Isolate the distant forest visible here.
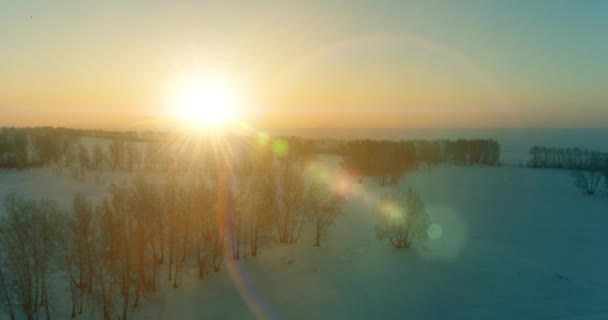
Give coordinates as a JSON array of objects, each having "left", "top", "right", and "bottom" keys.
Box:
[{"left": 0, "top": 127, "right": 501, "bottom": 175}]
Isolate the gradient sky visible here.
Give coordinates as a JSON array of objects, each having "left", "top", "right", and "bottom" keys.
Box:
[{"left": 1, "top": 0, "right": 607, "bottom": 128}]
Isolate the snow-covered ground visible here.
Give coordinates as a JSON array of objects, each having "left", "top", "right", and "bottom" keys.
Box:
[
  {"left": 132, "top": 164, "right": 608, "bottom": 320},
  {"left": 0, "top": 167, "right": 135, "bottom": 212},
  {"left": 2, "top": 157, "right": 607, "bottom": 319}
]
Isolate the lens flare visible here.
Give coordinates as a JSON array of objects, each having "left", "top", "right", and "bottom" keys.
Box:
[{"left": 272, "top": 139, "right": 289, "bottom": 157}]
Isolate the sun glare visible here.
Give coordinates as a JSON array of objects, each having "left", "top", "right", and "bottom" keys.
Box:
[{"left": 172, "top": 78, "right": 240, "bottom": 128}]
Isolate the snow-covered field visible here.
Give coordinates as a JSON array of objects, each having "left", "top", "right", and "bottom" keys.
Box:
[{"left": 1, "top": 157, "right": 607, "bottom": 319}]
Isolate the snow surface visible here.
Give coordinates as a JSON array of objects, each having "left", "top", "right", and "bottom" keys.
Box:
[{"left": 2, "top": 157, "right": 607, "bottom": 319}]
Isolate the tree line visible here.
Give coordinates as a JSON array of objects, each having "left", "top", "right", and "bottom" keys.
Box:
[
  {"left": 341, "top": 138, "right": 500, "bottom": 185},
  {"left": 0, "top": 128, "right": 317, "bottom": 175},
  {"left": 0, "top": 127, "right": 170, "bottom": 170},
  {"left": 526, "top": 146, "right": 608, "bottom": 170},
  {"left": 2, "top": 128, "right": 500, "bottom": 176}
]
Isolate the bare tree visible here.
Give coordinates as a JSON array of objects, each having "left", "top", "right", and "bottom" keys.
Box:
[
  {"left": 128, "top": 177, "right": 163, "bottom": 301},
  {"left": 163, "top": 178, "right": 178, "bottom": 282},
  {"left": 230, "top": 178, "right": 248, "bottom": 260},
  {"left": 92, "top": 199, "right": 123, "bottom": 320},
  {"left": 107, "top": 183, "right": 136, "bottom": 320},
  {"left": 274, "top": 162, "right": 307, "bottom": 244},
  {"left": 248, "top": 176, "right": 275, "bottom": 256},
  {"left": 125, "top": 143, "right": 140, "bottom": 171},
  {"left": 144, "top": 142, "right": 161, "bottom": 171},
  {"left": 55, "top": 213, "right": 78, "bottom": 318},
  {"left": 191, "top": 180, "right": 215, "bottom": 278},
  {"left": 375, "top": 188, "right": 429, "bottom": 249},
  {"left": 77, "top": 144, "right": 90, "bottom": 169},
  {"left": 63, "top": 144, "right": 78, "bottom": 168},
  {"left": 0, "top": 194, "right": 62, "bottom": 320},
  {"left": 71, "top": 193, "right": 95, "bottom": 314},
  {"left": 307, "top": 183, "right": 343, "bottom": 247},
  {"left": 108, "top": 140, "right": 126, "bottom": 170},
  {"left": 0, "top": 264, "right": 15, "bottom": 320},
  {"left": 93, "top": 144, "right": 106, "bottom": 169},
  {"left": 572, "top": 170, "right": 603, "bottom": 195}
]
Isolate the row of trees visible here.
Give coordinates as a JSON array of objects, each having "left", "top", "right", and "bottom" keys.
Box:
[
  {"left": 0, "top": 160, "right": 343, "bottom": 319},
  {"left": 414, "top": 139, "right": 500, "bottom": 165},
  {"left": 0, "top": 127, "right": 156, "bottom": 171},
  {"left": 0, "top": 127, "right": 83, "bottom": 168},
  {"left": 527, "top": 146, "right": 608, "bottom": 170},
  {"left": 341, "top": 138, "right": 500, "bottom": 185},
  {"left": 75, "top": 141, "right": 143, "bottom": 171},
  {"left": 525, "top": 146, "right": 608, "bottom": 196},
  {"left": 2, "top": 127, "right": 501, "bottom": 177},
  {"left": 342, "top": 140, "right": 417, "bottom": 186},
  {"left": 0, "top": 128, "right": 319, "bottom": 177}
]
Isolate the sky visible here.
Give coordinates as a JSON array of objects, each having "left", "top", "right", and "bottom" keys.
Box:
[{"left": 1, "top": 0, "right": 607, "bottom": 129}]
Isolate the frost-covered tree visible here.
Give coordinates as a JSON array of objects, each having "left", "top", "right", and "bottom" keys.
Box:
[
  {"left": 375, "top": 188, "right": 429, "bottom": 249},
  {"left": 572, "top": 170, "right": 603, "bottom": 195}
]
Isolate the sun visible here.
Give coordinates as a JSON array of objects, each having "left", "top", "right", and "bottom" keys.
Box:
[{"left": 172, "top": 78, "right": 240, "bottom": 128}]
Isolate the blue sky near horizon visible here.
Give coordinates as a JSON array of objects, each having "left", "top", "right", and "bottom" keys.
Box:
[{"left": 0, "top": 0, "right": 607, "bottom": 128}]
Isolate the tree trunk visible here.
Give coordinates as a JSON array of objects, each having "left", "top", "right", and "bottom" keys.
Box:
[
  {"left": 122, "top": 286, "right": 129, "bottom": 320},
  {"left": 315, "top": 224, "right": 321, "bottom": 247},
  {"left": 78, "top": 258, "right": 83, "bottom": 315},
  {"left": 173, "top": 253, "right": 179, "bottom": 289},
  {"left": 168, "top": 226, "right": 174, "bottom": 281},
  {"left": 196, "top": 243, "right": 205, "bottom": 279},
  {"left": 64, "top": 253, "right": 76, "bottom": 318},
  {"left": 158, "top": 224, "right": 164, "bottom": 264},
  {"left": 42, "top": 282, "right": 50, "bottom": 320},
  {"left": 0, "top": 265, "right": 16, "bottom": 320},
  {"left": 87, "top": 248, "right": 93, "bottom": 294}
]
